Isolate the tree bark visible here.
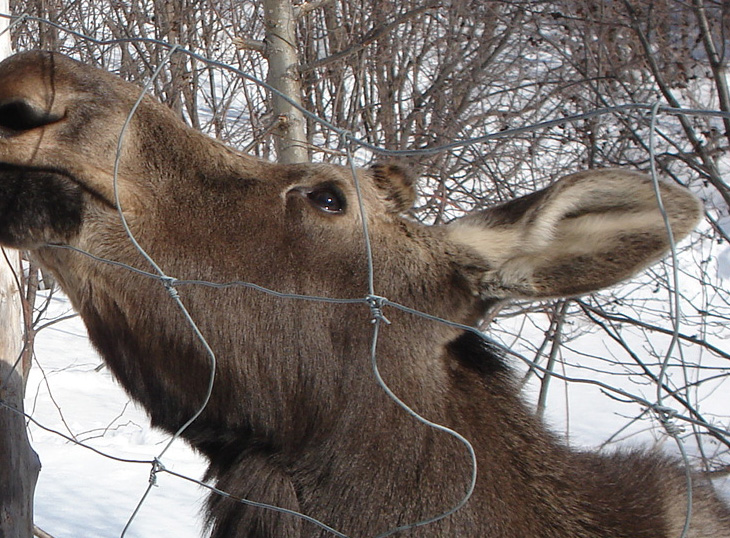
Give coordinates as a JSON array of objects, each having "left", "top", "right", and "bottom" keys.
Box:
[
  {"left": 0, "top": 250, "right": 40, "bottom": 538},
  {"left": 0, "top": 7, "right": 41, "bottom": 534},
  {"left": 264, "top": 0, "right": 308, "bottom": 163}
]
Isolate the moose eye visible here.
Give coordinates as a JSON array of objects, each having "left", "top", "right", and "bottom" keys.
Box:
[{"left": 306, "top": 185, "right": 346, "bottom": 214}]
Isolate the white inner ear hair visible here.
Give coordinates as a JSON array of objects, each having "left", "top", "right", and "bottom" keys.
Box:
[{"left": 447, "top": 206, "right": 665, "bottom": 270}]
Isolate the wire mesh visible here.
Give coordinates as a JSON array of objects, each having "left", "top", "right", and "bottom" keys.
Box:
[{"left": 0, "top": 7, "right": 727, "bottom": 538}]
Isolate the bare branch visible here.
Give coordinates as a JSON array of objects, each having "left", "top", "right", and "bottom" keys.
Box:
[
  {"left": 293, "top": 0, "right": 335, "bottom": 20},
  {"left": 300, "top": 2, "right": 438, "bottom": 73},
  {"left": 232, "top": 36, "right": 266, "bottom": 53}
]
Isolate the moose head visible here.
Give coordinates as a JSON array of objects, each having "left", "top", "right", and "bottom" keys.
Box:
[{"left": 0, "top": 51, "right": 726, "bottom": 537}]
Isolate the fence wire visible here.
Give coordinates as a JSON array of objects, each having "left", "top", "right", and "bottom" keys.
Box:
[{"left": 0, "top": 9, "right": 727, "bottom": 538}]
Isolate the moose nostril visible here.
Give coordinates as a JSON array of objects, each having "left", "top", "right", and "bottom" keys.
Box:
[{"left": 0, "top": 100, "right": 63, "bottom": 132}]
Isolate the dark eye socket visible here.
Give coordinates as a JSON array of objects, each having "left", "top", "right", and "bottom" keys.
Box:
[{"left": 306, "top": 185, "right": 346, "bottom": 214}]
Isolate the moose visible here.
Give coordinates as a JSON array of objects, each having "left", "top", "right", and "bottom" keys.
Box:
[{"left": 0, "top": 51, "right": 727, "bottom": 537}]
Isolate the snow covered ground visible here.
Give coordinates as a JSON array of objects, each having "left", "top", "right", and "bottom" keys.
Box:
[
  {"left": 27, "top": 293, "right": 206, "bottom": 538},
  {"left": 26, "top": 287, "right": 729, "bottom": 537}
]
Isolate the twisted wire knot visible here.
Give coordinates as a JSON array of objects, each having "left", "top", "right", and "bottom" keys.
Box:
[
  {"left": 149, "top": 458, "right": 166, "bottom": 487},
  {"left": 160, "top": 276, "right": 180, "bottom": 299},
  {"left": 654, "top": 405, "right": 685, "bottom": 437},
  {"left": 338, "top": 129, "right": 353, "bottom": 148},
  {"left": 366, "top": 295, "right": 391, "bottom": 325}
]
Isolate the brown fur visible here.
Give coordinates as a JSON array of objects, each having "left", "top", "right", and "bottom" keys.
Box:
[{"left": 0, "top": 51, "right": 727, "bottom": 537}]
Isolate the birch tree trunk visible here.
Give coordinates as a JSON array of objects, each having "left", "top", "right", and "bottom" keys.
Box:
[
  {"left": 0, "top": 6, "right": 41, "bottom": 534},
  {"left": 264, "top": 0, "right": 308, "bottom": 164}
]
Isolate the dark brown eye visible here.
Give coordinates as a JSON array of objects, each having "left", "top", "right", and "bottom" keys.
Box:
[{"left": 306, "top": 185, "right": 346, "bottom": 214}]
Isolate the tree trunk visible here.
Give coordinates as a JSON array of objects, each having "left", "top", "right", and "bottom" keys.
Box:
[
  {"left": 0, "top": 7, "right": 41, "bottom": 534},
  {"left": 0, "top": 250, "right": 40, "bottom": 538},
  {"left": 264, "top": 0, "right": 308, "bottom": 164}
]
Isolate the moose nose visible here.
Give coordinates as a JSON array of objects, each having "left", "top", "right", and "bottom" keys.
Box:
[{"left": 0, "top": 99, "right": 63, "bottom": 133}]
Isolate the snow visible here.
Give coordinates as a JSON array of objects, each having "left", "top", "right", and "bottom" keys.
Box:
[
  {"left": 718, "top": 247, "right": 730, "bottom": 280},
  {"left": 27, "top": 292, "right": 206, "bottom": 538}
]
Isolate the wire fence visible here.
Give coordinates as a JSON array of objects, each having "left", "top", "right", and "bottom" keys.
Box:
[{"left": 0, "top": 8, "right": 728, "bottom": 538}]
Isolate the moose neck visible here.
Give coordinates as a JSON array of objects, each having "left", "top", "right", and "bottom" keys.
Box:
[
  {"left": 33, "top": 209, "right": 582, "bottom": 534},
  {"left": 35, "top": 247, "right": 674, "bottom": 537},
  {"left": 258, "top": 331, "right": 670, "bottom": 537}
]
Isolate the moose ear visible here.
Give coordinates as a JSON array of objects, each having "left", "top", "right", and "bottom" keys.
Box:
[
  {"left": 446, "top": 169, "right": 702, "bottom": 299},
  {"left": 370, "top": 163, "right": 417, "bottom": 214}
]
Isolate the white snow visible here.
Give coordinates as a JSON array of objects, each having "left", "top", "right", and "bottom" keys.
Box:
[
  {"left": 718, "top": 247, "right": 730, "bottom": 280},
  {"left": 27, "top": 292, "right": 206, "bottom": 538}
]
